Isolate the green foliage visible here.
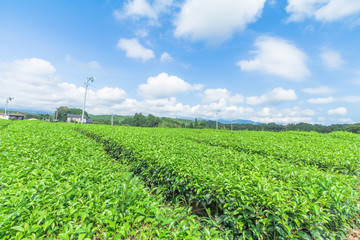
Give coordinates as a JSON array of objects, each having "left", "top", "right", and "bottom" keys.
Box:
[
  {"left": 76, "top": 125, "right": 360, "bottom": 239},
  {"left": 133, "top": 113, "right": 146, "bottom": 127},
  {"left": 2, "top": 120, "right": 358, "bottom": 239},
  {"left": 183, "top": 129, "right": 360, "bottom": 176},
  {"left": 120, "top": 113, "right": 181, "bottom": 128},
  {"left": 344, "top": 123, "right": 360, "bottom": 134},
  {"left": 147, "top": 114, "right": 161, "bottom": 127},
  {"left": 89, "top": 114, "right": 131, "bottom": 125},
  {"left": 74, "top": 112, "right": 360, "bottom": 134},
  {"left": 26, "top": 113, "right": 52, "bottom": 120},
  {"left": 55, "top": 106, "right": 87, "bottom": 122},
  {"left": 0, "top": 121, "right": 224, "bottom": 239},
  {"left": 224, "top": 122, "right": 347, "bottom": 133},
  {"left": 0, "top": 119, "right": 11, "bottom": 130}
]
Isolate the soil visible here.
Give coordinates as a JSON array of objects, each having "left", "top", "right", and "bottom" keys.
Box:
[{"left": 348, "top": 228, "right": 360, "bottom": 240}]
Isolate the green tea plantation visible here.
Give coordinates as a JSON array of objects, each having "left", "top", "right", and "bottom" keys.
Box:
[{"left": 0, "top": 120, "right": 359, "bottom": 239}]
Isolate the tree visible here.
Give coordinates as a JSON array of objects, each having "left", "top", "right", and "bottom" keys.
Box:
[
  {"left": 198, "top": 121, "right": 207, "bottom": 129},
  {"left": 146, "top": 114, "right": 160, "bottom": 127},
  {"left": 55, "top": 106, "right": 88, "bottom": 122},
  {"left": 344, "top": 124, "right": 360, "bottom": 134},
  {"left": 133, "top": 113, "right": 146, "bottom": 127},
  {"left": 194, "top": 118, "right": 198, "bottom": 128},
  {"left": 121, "top": 117, "right": 134, "bottom": 126}
]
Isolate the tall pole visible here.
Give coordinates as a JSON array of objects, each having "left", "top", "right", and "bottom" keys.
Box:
[
  {"left": 54, "top": 110, "right": 59, "bottom": 122},
  {"left": 111, "top": 114, "right": 114, "bottom": 126},
  {"left": 81, "top": 77, "right": 94, "bottom": 124},
  {"left": 231, "top": 120, "right": 233, "bottom": 131},
  {"left": 216, "top": 110, "right": 220, "bottom": 130},
  {"left": 4, "top": 97, "right": 14, "bottom": 119}
]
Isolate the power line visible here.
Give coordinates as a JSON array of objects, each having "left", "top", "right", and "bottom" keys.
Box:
[
  {"left": 216, "top": 109, "right": 220, "bottom": 130},
  {"left": 4, "top": 97, "right": 14, "bottom": 119},
  {"left": 88, "top": 83, "right": 100, "bottom": 90},
  {"left": 81, "top": 77, "right": 95, "bottom": 124}
]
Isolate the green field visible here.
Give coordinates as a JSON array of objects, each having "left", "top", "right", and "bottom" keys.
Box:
[{"left": 0, "top": 120, "right": 359, "bottom": 239}]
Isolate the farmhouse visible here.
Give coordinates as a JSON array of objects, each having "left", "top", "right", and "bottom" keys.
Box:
[
  {"left": 66, "top": 114, "right": 93, "bottom": 124},
  {"left": 0, "top": 113, "right": 25, "bottom": 120}
]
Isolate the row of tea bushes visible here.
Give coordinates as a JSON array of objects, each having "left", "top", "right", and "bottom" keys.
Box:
[
  {"left": 0, "top": 121, "right": 224, "bottom": 239},
  {"left": 77, "top": 125, "right": 359, "bottom": 239},
  {"left": 178, "top": 129, "right": 360, "bottom": 176}
]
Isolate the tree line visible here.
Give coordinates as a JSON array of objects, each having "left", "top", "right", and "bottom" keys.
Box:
[{"left": 50, "top": 107, "right": 360, "bottom": 134}]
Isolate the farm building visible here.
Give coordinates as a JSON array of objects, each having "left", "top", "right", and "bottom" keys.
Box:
[
  {"left": 66, "top": 114, "right": 92, "bottom": 124},
  {"left": 0, "top": 113, "right": 25, "bottom": 120}
]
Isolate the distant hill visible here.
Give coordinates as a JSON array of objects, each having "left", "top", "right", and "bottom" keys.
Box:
[
  {"left": 89, "top": 114, "right": 263, "bottom": 127},
  {"left": 2, "top": 109, "right": 359, "bottom": 133},
  {"left": 0, "top": 108, "right": 51, "bottom": 114},
  {"left": 193, "top": 118, "right": 262, "bottom": 125},
  {"left": 5, "top": 109, "right": 262, "bottom": 126},
  {"left": 218, "top": 119, "right": 262, "bottom": 125}
]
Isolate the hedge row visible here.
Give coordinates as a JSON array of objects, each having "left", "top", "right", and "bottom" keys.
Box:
[
  {"left": 0, "top": 121, "right": 223, "bottom": 239},
  {"left": 77, "top": 125, "right": 360, "bottom": 239}
]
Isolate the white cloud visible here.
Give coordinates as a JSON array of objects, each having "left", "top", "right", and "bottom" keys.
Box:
[
  {"left": 122, "top": 0, "right": 156, "bottom": 19},
  {"left": 115, "top": 0, "right": 173, "bottom": 21},
  {"left": 138, "top": 72, "right": 202, "bottom": 99},
  {"left": 230, "top": 94, "right": 245, "bottom": 105},
  {"left": 97, "top": 97, "right": 316, "bottom": 124},
  {"left": 1, "top": 58, "right": 352, "bottom": 125},
  {"left": 152, "top": 0, "right": 173, "bottom": 14},
  {"left": 328, "top": 107, "right": 347, "bottom": 115},
  {"left": 201, "top": 88, "right": 244, "bottom": 104},
  {"left": 320, "top": 49, "right": 345, "bottom": 69},
  {"left": 237, "top": 36, "right": 310, "bottom": 81},
  {"left": 202, "top": 88, "right": 229, "bottom": 103},
  {"left": 0, "top": 58, "right": 126, "bottom": 114},
  {"left": 135, "top": 29, "right": 150, "bottom": 38},
  {"left": 11, "top": 58, "right": 56, "bottom": 76},
  {"left": 302, "top": 86, "right": 337, "bottom": 94},
  {"left": 307, "top": 96, "right": 335, "bottom": 104},
  {"left": 160, "top": 52, "right": 172, "bottom": 62},
  {"left": 94, "top": 87, "right": 127, "bottom": 102},
  {"left": 340, "top": 96, "right": 360, "bottom": 102},
  {"left": 174, "top": 0, "right": 266, "bottom": 43},
  {"left": 246, "top": 87, "right": 297, "bottom": 105},
  {"left": 252, "top": 107, "right": 315, "bottom": 123},
  {"left": 338, "top": 118, "right": 354, "bottom": 123},
  {"left": 117, "top": 38, "right": 155, "bottom": 61},
  {"left": 302, "top": 109, "right": 316, "bottom": 116},
  {"left": 268, "top": 0, "right": 277, "bottom": 6},
  {"left": 109, "top": 96, "right": 256, "bottom": 121},
  {"left": 286, "top": 0, "right": 360, "bottom": 22}
]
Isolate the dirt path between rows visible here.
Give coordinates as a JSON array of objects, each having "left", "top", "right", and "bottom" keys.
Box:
[{"left": 348, "top": 228, "right": 360, "bottom": 240}]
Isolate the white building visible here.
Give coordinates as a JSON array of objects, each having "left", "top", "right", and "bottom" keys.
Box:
[
  {"left": 66, "top": 114, "right": 92, "bottom": 124},
  {"left": 0, "top": 113, "right": 25, "bottom": 120}
]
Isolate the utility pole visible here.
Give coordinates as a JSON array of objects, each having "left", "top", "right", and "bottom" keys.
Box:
[
  {"left": 54, "top": 110, "right": 58, "bottom": 122},
  {"left": 111, "top": 114, "right": 114, "bottom": 126},
  {"left": 231, "top": 120, "right": 233, "bottom": 131},
  {"left": 81, "top": 77, "right": 95, "bottom": 124},
  {"left": 216, "top": 110, "right": 220, "bottom": 130},
  {"left": 4, "top": 97, "right": 14, "bottom": 119}
]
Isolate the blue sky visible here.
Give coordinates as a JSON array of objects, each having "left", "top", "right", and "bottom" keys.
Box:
[{"left": 1, "top": 0, "right": 360, "bottom": 124}]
